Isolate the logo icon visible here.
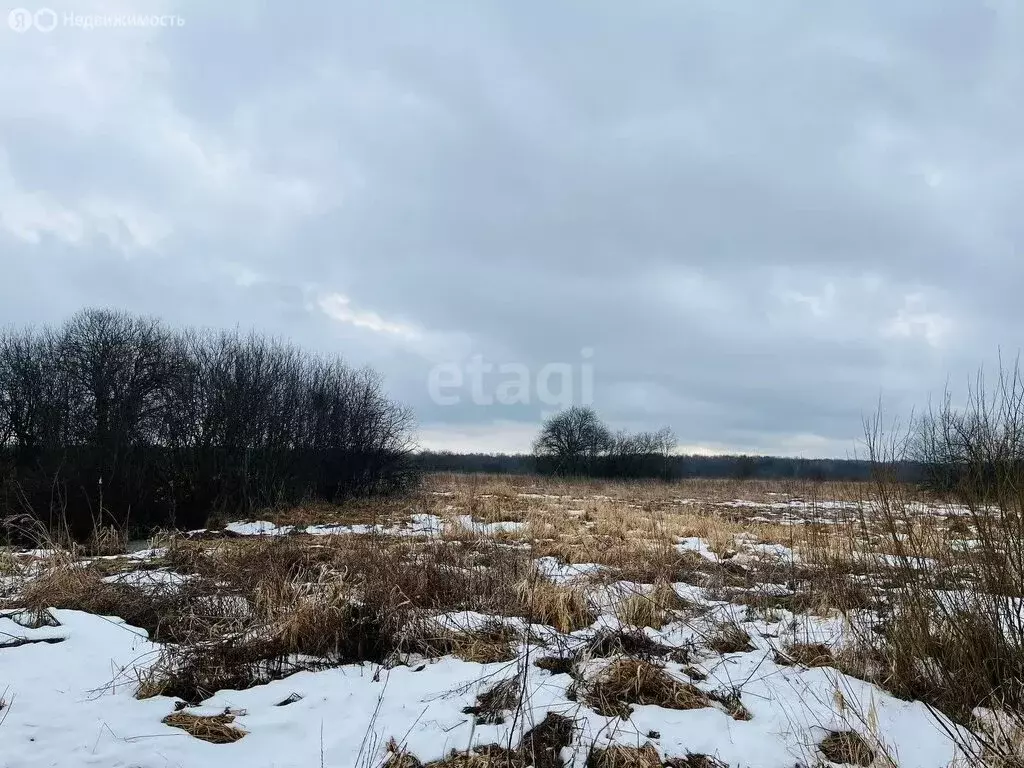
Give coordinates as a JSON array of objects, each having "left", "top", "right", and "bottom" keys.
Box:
[
  {"left": 8, "top": 7, "right": 33, "bottom": 31},
  {"left": 34, "top": 7, "right": 57, "bottom": 32}
]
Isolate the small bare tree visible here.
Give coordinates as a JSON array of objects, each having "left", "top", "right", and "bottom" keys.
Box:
[
  {"left": 533, "top": 406, "right": 613, "bottom": 476},
  {"left": 533, "top": 407, "right": 677, "bottom": 478}
]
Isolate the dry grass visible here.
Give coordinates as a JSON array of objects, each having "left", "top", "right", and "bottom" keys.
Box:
[
  {"left": 465, "top": 493, "right": 529, "bottom": 525},
  {"left": 448, "top": 635, "right": 518, "bottom": 664},
  {"left": 136, "top": 538, "right": 532, "bottom": 703},
  {"left": 401, "top": 620, "right": 519, "bottom": 665},
  {"left": 89, "top": 529, "right": 526, "bottom": 703},
  {"left": 421, "top": 749, "right": 520, "bottom": 768},
  {"left": 16, "top": 469, "right": 1023, "bottom": 766},
  {"left": 515, "top": 575, "right": 595, "bottom": 633},
  {"left": 580, "top": 628, "right": 685, "bottom": 663},
  {"left": 84, "top": 524, "right": 127, "bottom": 557},
  {"left": 252, "top": 567, "right": 389, "bottom": 661},
  {"left": 586, "top": 744, "right": 662, "bottom": 768},
  {"left": 388, "top": 711, "right": 575, "bottom": 768},
  {"left": 518, "top": 712, "right": 577, "bottom": 768},
  {"left": 615, "top": 580, "right": 693, "bottom": 628},
  {"left": 579, "top": 659, "right": 710, "bottom": 719},
  {"left": 141, "top": 637, "right": 334, "bottom": 702},
  {"left": 17, "top": 561, "right": 197, "bottom": 643},
  {"left": 161, "top": 711, "right": 246, "bottom": 743},
  {"left": 855, "top": 600, "right": 1024, "bottom": 722},
  {"left": 463, "top": 677, "right": 520, "bottom": 724},
  {"left": 706, "top": 623, "right": 753, "bottom": 654},
  {"left": 535, "top": 655, "right": 575, "bottom": 675},
  {"left": 776, "top": 642, "right": 835, "bottom": 668},
  {"left": 707, "top": 688, "right": 753, "bottom": 721},
  {"left": 0, "top": 549, "right": 21, "bottom": 576},
  {"left": 818, "top": 730, "right": 875, "bottom": 766},
  {"left": 664, "top": 755, "right": 729, "bottom": 768},
  {"left": 609, "top": 549, "right": 707, "bottom": 586},
  {"left": 260, "top": 497, "right": 411, "bottom": 529}
]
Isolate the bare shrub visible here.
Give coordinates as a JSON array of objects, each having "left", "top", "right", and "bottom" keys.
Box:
[{"left": 855, "top": 363, "right": 1024, "bottom": 765}]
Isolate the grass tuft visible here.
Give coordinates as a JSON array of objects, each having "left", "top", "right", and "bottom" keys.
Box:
[
  {"left": 161, "top": 712, "right": 246, "bottom": 744},
  {"left": 817, "top": 730, "right": 875, "bottom": 766},
  {"left": 615, "top": 581, "right": 693, "bottom": 629},
  {"left": 580, "top": 659, "right": 710, "bottom": 719},
  {"left": 389, "top": 711, "right": 575, "bottom": 768},
  {"left": 707, "top": 623, "right": 753, "bottom": 654},
  {"left": 776, "top": 642, "right": 835, "bottom": 668},
  {"left": 402, "top": 620, "right": 519, "bottom": 664},
  {"left": 516, "top": 576, "right": 595, "bottom": 633},
  {"left": 664, "top": 755, "right": 729, "bottom": 768},
  {"left": 520, "top": 712, "right": 576, "bottom": 768},
  {"left": 84, "top": 524, "right": 127, "bottom": 557},
  {"left": 462, "top": 677, "right": 520, "bottom": 725},
  {"left": 586, "top": 744, "right": 662, "bottom": 768},
  {"left": 535, "top": 656, "right": 575, "bottom": 676}
]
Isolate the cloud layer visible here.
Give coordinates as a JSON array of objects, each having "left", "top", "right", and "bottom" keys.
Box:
[{"left": 2, "top": 0, "right": 1022, "bottom": 456}]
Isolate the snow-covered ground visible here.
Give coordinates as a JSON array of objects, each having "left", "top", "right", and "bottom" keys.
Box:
[
  {"left": 0, "top": 489, "right": 992, "bottom": 768},
  {"left": 0, "top": 595, "right": 966, "bottom": 768}
]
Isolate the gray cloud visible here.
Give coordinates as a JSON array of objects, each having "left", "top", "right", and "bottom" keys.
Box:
[{"left": 2, "top": 0, "right": 1022, "bottom": 456}]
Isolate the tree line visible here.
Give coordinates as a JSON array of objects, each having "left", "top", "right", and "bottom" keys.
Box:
[
  {"left": 415, "top": 447, "right": 891, "bottom": 481},
  {"left": 416, "top": 403, "right": 915, "bottom": 481},
  {"left": 0, "top": 309, "right": 417, "bottom": 538}
]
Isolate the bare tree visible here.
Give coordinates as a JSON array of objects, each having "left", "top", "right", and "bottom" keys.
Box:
[
  {"left": 532, "top": 406, "right": 613, "bottom": 476},
  {"left": 534, "top": 407, "right": 678, "bottom": 478}
]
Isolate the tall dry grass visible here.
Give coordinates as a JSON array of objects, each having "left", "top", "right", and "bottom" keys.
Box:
[{"left": 846, "top": 372, "right": 1024, "bottom": 766}]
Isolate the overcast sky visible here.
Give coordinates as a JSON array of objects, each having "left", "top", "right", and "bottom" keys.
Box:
[{"left": 2, "top": 1, "right": 1022, "bottom": 457}]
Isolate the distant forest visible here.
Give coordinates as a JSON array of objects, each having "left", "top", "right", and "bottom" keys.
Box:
[{"left": 415, "top": 450, "right": 927, "bottom": 482}]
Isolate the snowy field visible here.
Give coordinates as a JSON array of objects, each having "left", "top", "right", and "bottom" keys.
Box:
[{"left": 0, "top": 475, "right": 1014, "bottom": 768}]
